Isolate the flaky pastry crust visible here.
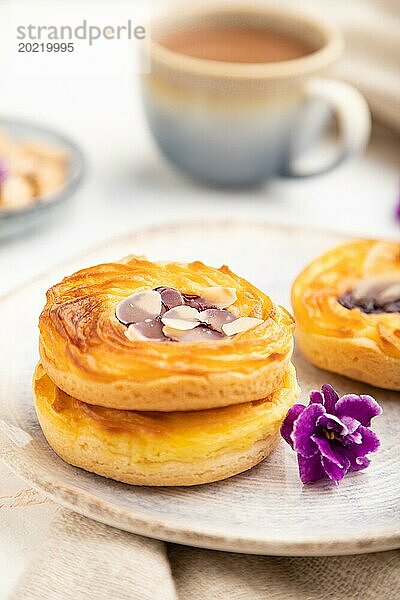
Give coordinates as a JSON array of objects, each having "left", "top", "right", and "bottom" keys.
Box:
[
  {"left": 33, "top": 363, "right": 300, "bottom": 486},
  {"left": 292, "top": 239, "right": 400, "bottom": 390},
  {"left": 39, "top": 256, "right": 295, "bottom": 410}
]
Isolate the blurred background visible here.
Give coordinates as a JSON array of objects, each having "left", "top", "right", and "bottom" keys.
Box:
[{"left": 0, "top": 0, "right": 399, "bottom": 296}]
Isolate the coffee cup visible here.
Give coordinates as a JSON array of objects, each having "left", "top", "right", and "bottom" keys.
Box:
[{"left": 141, "top": 3, "right": 370, "bottom": 186}]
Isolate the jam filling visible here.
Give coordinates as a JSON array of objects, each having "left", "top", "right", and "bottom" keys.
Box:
[{"left": 338, "top": 277, "right": 400, "bottom": 314}]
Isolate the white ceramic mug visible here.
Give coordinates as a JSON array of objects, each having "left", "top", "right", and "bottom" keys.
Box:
[{"left": 141, "top": 4, "right": 371, "bottom": 186}]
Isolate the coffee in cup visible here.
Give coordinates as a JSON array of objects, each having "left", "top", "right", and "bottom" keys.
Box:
[{"left": 141, "top": 4, "right": 370, "bottom": 186}]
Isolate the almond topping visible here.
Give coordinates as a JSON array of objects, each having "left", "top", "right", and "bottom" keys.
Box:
[
  {"left": 351, "top": 276, "right": 400, "bottom": 302},
  {"left": 155, "top": 286, "right": 184, "bottom": 310},
  {"left": 379, "top": 282, "right": 400, "bottom": 303},
  {"left": 161, "top": 318, "right": 200, "bottom": 330},
  {"left": 200, "top": 287, "right": 237, "bottom": 309},
  {"left": 199, "top": 309, "right": 236, "bottom": 333},
  {"left": 125, "top": 319, "right": 166, "bottom": 341},
  {"left": 222, "top": 317, "right": 263, "bottom": 336},
  {"left": 163, "top": 324, "right": 224, "bottom": 342},
  {"left": 116, "top": 290, "right": 162, "bottom": 325},
  {"left": 125, "top": 324, "right": 147, "bottom": 341},
  {"left": 161, "top": 305, "right": 200, "bottom": 320},
  {"left": 161, "top": 305, "right": 201, "bottom": 330}
]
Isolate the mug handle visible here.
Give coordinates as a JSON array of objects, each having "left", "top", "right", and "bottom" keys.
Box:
[{"left": 283, "top": 78, "right": 371, "bottom": 178}]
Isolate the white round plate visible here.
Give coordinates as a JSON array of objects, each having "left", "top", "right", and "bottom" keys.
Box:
[{"left": 0, "top": 221, "right": 399, "bottom": 556}]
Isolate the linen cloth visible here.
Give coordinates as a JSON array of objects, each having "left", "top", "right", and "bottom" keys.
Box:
[
  {"left": 10, "top": 508, "right": 400, "bottom": 600},
  {"left": 289, "top": 0, "right": 400, "bottom": 133}
]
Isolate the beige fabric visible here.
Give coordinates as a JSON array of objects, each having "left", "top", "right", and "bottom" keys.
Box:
[
  {"left": 10, "top": 510, "right": 177, "bottom": 600},
  {"left": 287, "top": 0, "right": 400, "bottom": 133},
  {"left": 169, "top": 545, "right": 400, "bottom": 600},
  {"left": 11, "top": 509, "right": 400, "bottom": 600}
]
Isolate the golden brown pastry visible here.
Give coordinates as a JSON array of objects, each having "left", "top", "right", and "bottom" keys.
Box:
[
  {"left": 34, "top": 362, "right": 300, "bottom": 486},
  {"left": 292, "top": 239, "right": 400, "bottom": 390},
  {"left": 39, "top": 256, "right": 295, "bottom": 411}
]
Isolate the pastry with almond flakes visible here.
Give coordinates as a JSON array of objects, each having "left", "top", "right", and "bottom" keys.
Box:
[
  {"left": 292, "top": 239, "right": 400, "bottom": 390},
  {"left": 38, "top": 255, "right": 295, "bottom": 411},
  {"left": 35, "top": 255, "right": 298, "bottom": 485}
]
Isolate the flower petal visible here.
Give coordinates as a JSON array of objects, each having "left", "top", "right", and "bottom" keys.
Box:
[
  {"left": 321, "top": 454, "right": 350, "bottom": 482},
  {"left": 321, "top": 384, "right": 340, "bottom": 412},
  {"left": 335, "top": 394, "right": 382, "bottom": 426},
  {"left": 309, "top": 390, "right": 324, "bottom": 405},
  {"left": 297, "top": 453, "right": 325, "bottom": 484},
  {"left": 346, "top": 430, "right": 363, "bottom": 445},
  {"left": 348, "top": 455, "right": 370, "bottom": 473},
  {"left": 340, "top": 415, "right": 361, "bottom": 434},
  {"left": 344, "top": 425, "right": 380, "bottom": 457},
  {"left": 292, "top": 403, "right": 325, "bottom": 457},
  {"left": 311, "top": 435, "right": 346, "bottom": 468},
  {"left": 316, "top": 413, "right": 348, "bottom": 436},
  {"left": 280, "top": 404, "right": 305, "bottom": 448}
]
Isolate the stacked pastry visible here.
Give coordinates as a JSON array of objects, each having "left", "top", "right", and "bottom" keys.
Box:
[{"left": 35, "top": 256, "right": 299, "bottom": 486}]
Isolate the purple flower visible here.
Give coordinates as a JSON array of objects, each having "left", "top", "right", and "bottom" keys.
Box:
[
  {"left": 395, "top": 183, "right": 400, "bottom": 223},
  {"left": 281, "top": 384, "right": 382, "bottom": 484},
  {"left": 0, "top": 158, "right": 7, "bottom": 184},
  {"left": 396, "top": 198, "right": 400, "bottom": 223}
]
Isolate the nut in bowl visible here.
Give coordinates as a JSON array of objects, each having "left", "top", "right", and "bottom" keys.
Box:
[{"left": 0, "top": 118, "right": 84, "bottom": 240}]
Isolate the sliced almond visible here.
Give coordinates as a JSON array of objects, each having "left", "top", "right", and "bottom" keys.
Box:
[
  {"left": 222, "top": 317, "right": 263, "bottom": 336},
  {"left": 162, "top": 305, "right": 200, "bottom": 320},
  {"left": 162, "top": 325, "right": 184, "bottom": 341},
  {"left": 125, "top": 324, "right": 147, "bottom": 341},
  {"left": 163, "top": 324, "right": 224, "bottom": 342},
  {"left": 161, "top": 318, "right": 199, "bottom": 330},
  {"left": 352, "top": 276, "right": 389, "bottom": 301},
  {"left": 351, "top": 276, "right": 400, "bottom": 303},
  {"left": 378, "top": 282, "right": 400, "bottom": 303},
  {"left": 199, "top": 309, "right": 236, "bottom": 333},
  {"left": 182, "top": 294, "right": 205, "bottom": 310},
  {"left": 161, "top": 306, "right": 201, "bottom": 330},
  {"left": 155, "top": 286, "right": 184, "bottom": 310},
  {"left": 125, "top": 319, "right": 166, "bottom": 341},
  {"left": 200, "top": 287, "right": 237, "bottom": 309},
  {"left": 116, "top": 290, "right": 162, "bottom": 325},
  {"left": 161, "top": 305, "right": 200, "bottom": 321}
]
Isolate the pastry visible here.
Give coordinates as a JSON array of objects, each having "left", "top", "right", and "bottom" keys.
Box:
[
  {"left": 39, "top": 256, "right": 295, "bottom": 411},
  {"left": 292, "top": 239, "right": 400, "bottom": 390},
  {"left": 33, "top": 362, "right": 300, "bottom": 486},
  {"left": 36, "top": 255, "right": 299, "bottom": 485}
]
